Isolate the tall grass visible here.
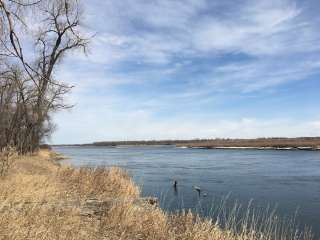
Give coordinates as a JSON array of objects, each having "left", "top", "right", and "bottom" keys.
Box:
[{"left": 207, "top": 197, "right": 313, "bottom": 240}]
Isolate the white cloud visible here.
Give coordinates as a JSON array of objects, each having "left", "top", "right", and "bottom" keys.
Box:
[
  {"left": 70, "top": 0, "right": 320, "bottom": 92},
  {"left": 192, "top": 1, "right": 320, "bottom": 57},
  {"left": 81, "top": 0, "right": 320, "bottom": 65},
  {"left": 206, "top": 57, "right": 320, "bottom": 92}
]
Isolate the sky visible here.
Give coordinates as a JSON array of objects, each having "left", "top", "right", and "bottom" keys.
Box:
[{"left": 52, "top": 0, "right": 320, "bottom": 144}]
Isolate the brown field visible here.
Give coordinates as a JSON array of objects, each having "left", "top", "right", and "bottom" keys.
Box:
[{"left": 0, "top": 151, "right": 313, "bottom": 240}]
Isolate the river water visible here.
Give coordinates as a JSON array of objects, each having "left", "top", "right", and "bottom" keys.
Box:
[{"left": 53, "top": 145, "right": 320, "bottom": 237}]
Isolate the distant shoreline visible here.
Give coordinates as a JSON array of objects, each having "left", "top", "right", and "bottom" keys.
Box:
[
  {"left": 178, "top": 146, "right": 320, "bottom": 151},
  {"left": 52, "top": 137, "right": 320, "bottom": 151}
]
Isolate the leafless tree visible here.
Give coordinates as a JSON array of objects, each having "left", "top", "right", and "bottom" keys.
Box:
[{"left": 0, "top": 0, "right": 89, "bottom": 154}]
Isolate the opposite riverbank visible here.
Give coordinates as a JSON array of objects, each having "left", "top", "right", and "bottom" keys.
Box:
[
  {"left": 54, "top": 137, "right": 320, "bottom": 151},
  {"left": 0, "top": 150, "right": 313, "bottom": 240},
  {"left": 175, "top": 138, "right": 320, "bottom": 150}
]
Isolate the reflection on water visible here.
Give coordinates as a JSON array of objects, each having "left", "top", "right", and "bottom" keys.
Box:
[{"left": 53, "top": 145, "right": 320, "bottom": 237}]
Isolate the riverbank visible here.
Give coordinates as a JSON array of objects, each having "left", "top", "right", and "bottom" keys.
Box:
[
  {"left": 54, "top": 137, "right": 320, "bottom": 151},
  {"left": 175, "top": 138, "right": 320, "bottom": 150},
  {"left": 179, "top": 146, "right": 320, "bottom": 150},
  {"left": 0, "top": 150, "right": 313, "bottom": 240}
]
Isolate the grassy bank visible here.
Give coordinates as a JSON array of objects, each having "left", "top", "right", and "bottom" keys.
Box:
[{"left": 0, "top": 151, "right": 313, "bottom": 240}]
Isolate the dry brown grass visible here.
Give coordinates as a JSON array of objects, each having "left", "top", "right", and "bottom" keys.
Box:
[{"left": 0, "top": 151, "right": 314, "bottom": 240}]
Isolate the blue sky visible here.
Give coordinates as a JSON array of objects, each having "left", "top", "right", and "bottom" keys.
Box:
[{"left": 52, "top": 0, "right": 320, "bottom": 144}]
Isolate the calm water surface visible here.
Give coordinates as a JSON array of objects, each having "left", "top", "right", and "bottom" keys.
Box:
[{"left": 53, "top": 146, "right": 320, "bottom": 237}]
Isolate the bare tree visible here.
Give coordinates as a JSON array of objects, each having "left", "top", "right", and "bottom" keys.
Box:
[{"left": 0, "top": 0, "right": 89, "bottom": 153}]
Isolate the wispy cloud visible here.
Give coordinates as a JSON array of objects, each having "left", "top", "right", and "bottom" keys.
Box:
[
  {"left": 192, "top": 1, "right": 309, "bottom": 56},
  {"left": 81, "top": 0, "right": 320, "bottom": 62}
]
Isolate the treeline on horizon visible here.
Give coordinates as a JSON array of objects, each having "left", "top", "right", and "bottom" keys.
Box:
[
  {"left": 54, "top": 137, "right": 320, "bottom": 148},
  {"left": 175, "top": 137, "right": 320, "bottom": 148}
]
